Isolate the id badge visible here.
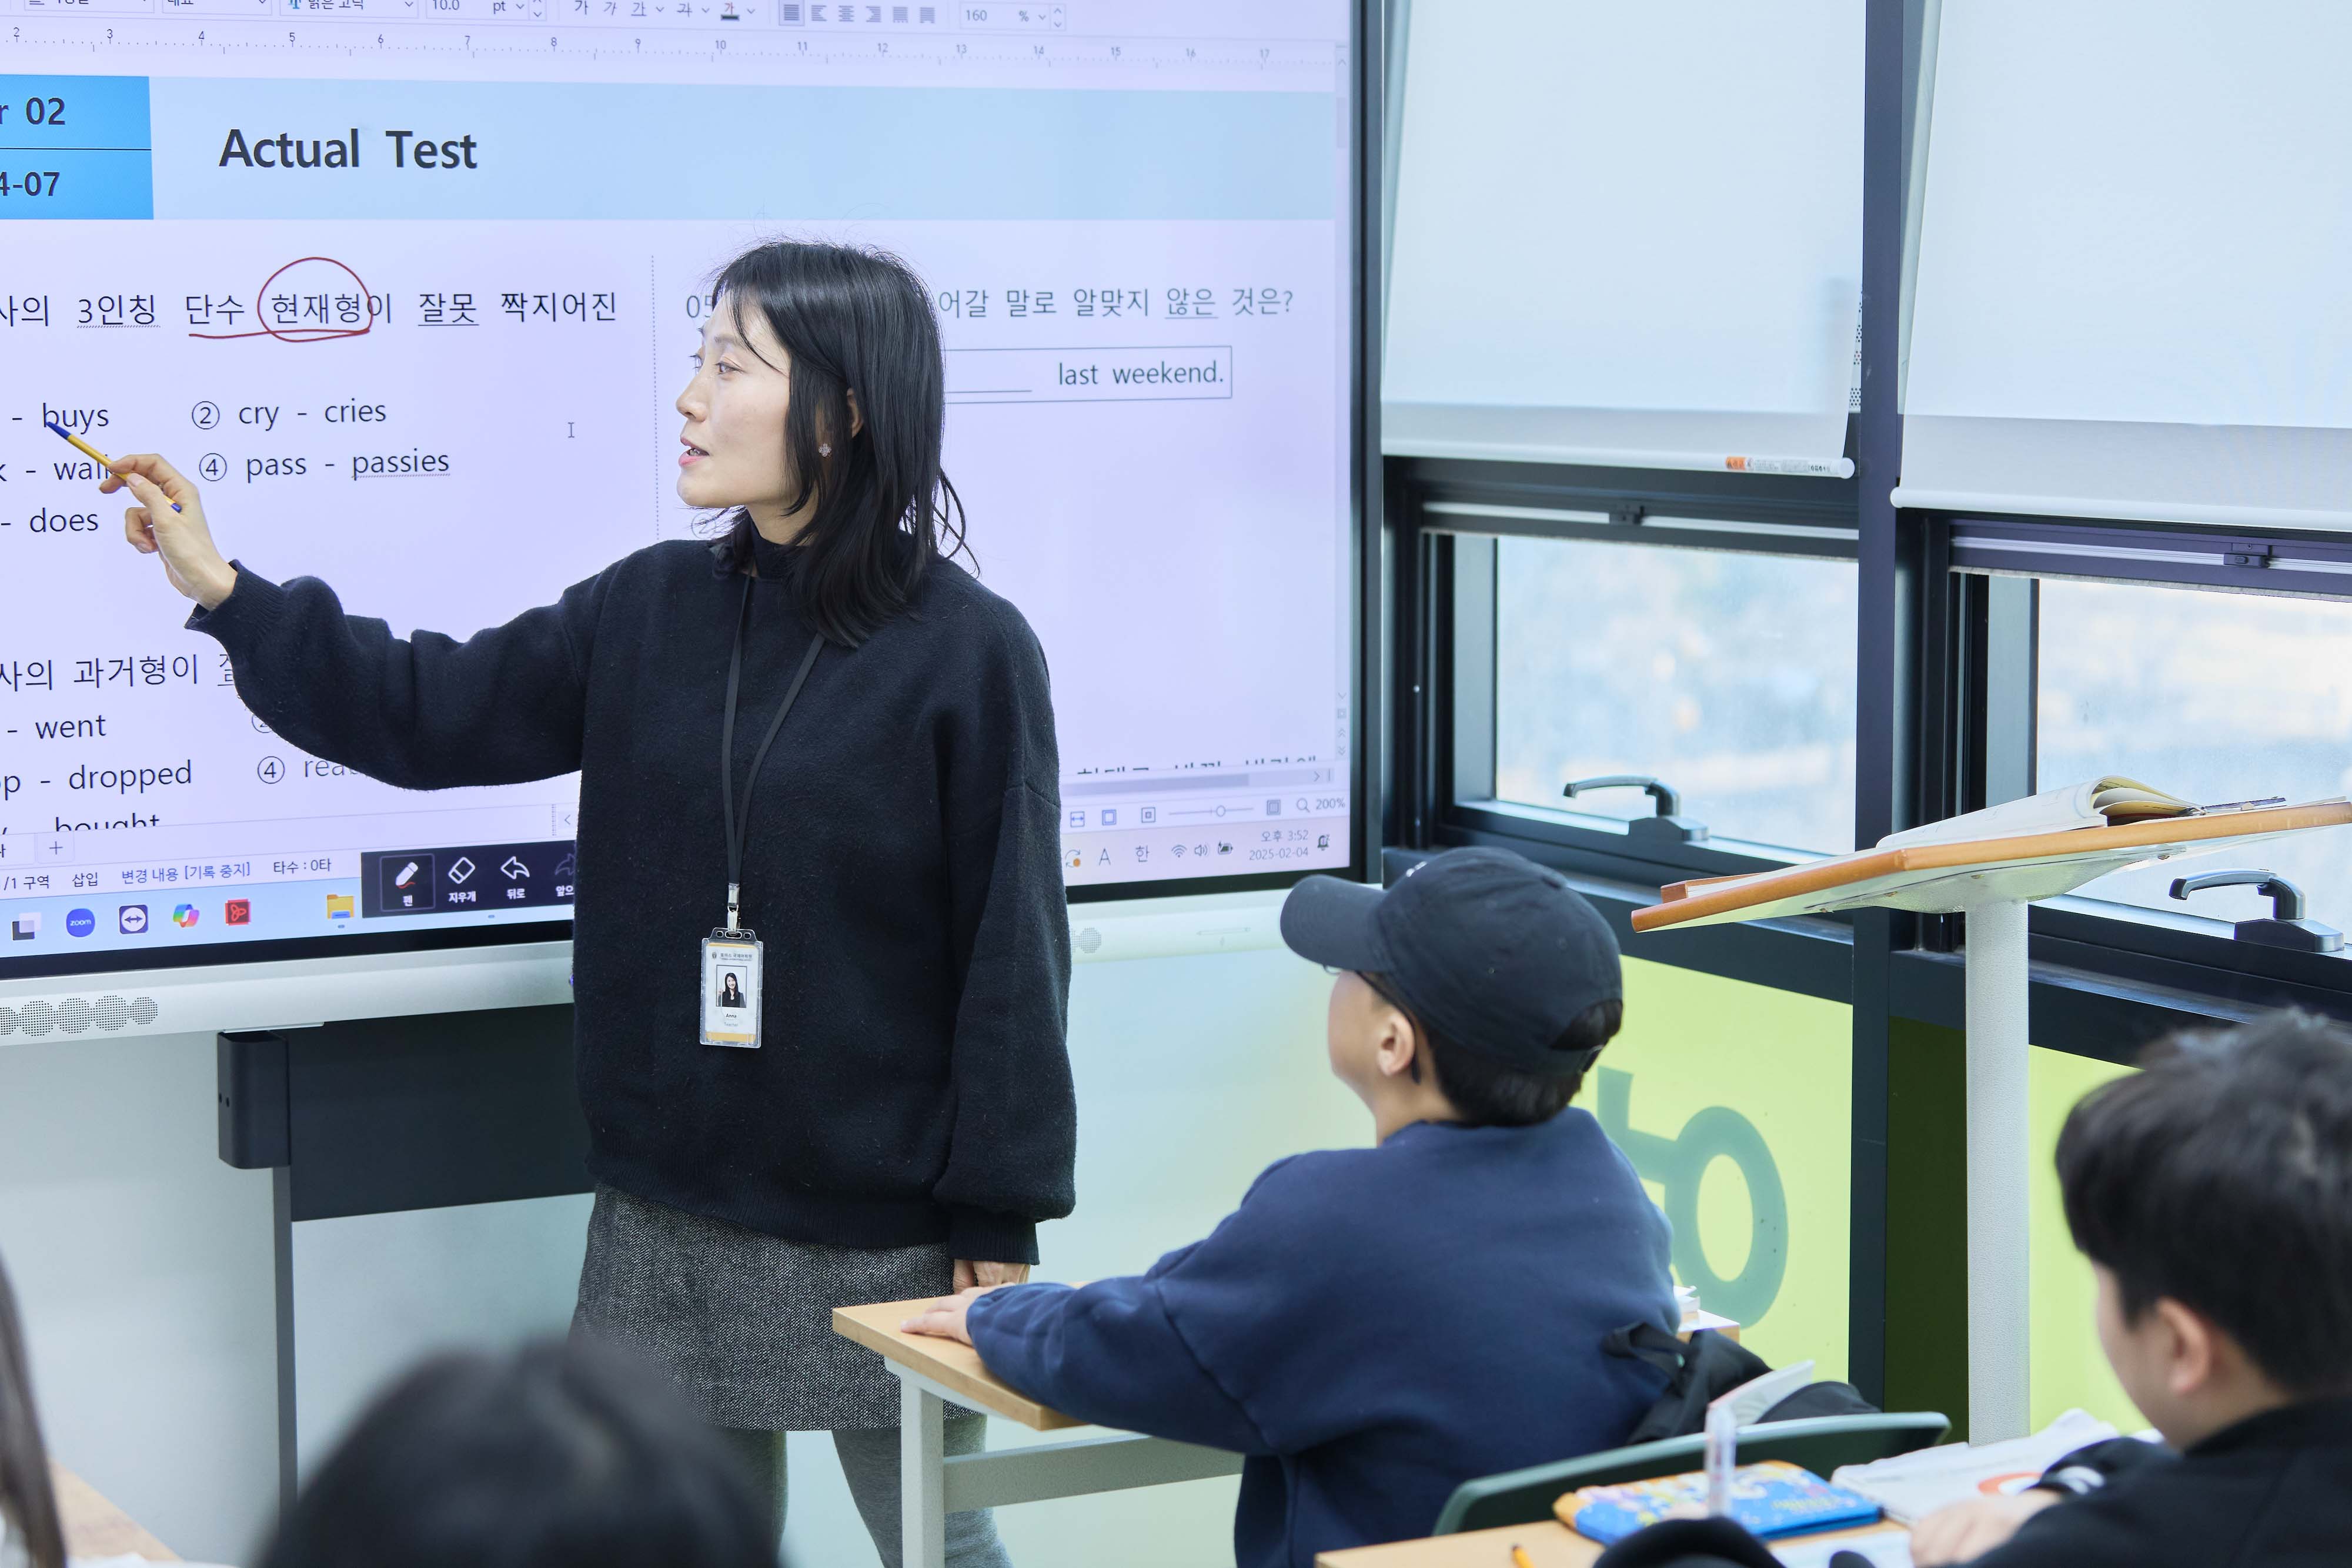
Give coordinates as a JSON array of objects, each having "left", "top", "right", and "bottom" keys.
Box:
[{"left": 700, "top": 931, "right": 763, "bottom": 1048}]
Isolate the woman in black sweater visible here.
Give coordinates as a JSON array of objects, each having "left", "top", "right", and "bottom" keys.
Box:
[{"left": 107, "top": 241, "right": 1074, "bottom": 1566}]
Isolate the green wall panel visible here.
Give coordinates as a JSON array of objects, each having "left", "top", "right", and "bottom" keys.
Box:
[
  {"left": 2027, "top": 1045, "right": 2140, "bottom": 1432},
  {"left": 1592, "top": 957, "right": 1853, "bottom": 1380}
]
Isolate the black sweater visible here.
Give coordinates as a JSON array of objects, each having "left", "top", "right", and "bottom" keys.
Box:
[
  {"left": 189, "top": 532, "right": 1075, "bottom": 1262},
  {"left": 1972, "top": 1399, "right": 2352, "bottom": 1568}
]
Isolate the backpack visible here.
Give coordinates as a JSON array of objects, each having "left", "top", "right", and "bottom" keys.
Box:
[{"left": 1602, "top": 1322, "right": 1879, "bottom": 1444}]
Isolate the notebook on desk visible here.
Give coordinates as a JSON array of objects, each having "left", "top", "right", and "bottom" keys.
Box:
[{"left": 1562, "top": 1460, "right": 1881, "bottom": 1544}]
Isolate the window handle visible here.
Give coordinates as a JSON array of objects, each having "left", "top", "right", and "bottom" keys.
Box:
[
  {"left": 2169, "top": 868, "right": 2343, "bottom": 954},
  {"left": 1563, "top": 774, "right": 1710, "bottom": 848}
]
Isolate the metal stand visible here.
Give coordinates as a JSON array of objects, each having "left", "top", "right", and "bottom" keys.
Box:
[
  {"left": 891, "top": 1367, "right": 1245, "bottom": 1568},
  {"left": 1962, "top": 897, "right": 2031, "bottom": 1442},
  {"left": 216, "top": 1007, "right": 587, "bottom": 1501}
]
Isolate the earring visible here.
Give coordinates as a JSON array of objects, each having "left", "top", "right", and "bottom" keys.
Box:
[{"left": 818, "top": 443, "right": 832, "bottom": 457}]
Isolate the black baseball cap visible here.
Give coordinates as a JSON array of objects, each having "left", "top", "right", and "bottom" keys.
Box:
[{"left": 1278, "top": 846, "right": 1622, "bottom": 1076}]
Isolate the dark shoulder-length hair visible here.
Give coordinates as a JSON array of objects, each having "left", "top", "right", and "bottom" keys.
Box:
[
  {"left": 253, "top": 1338, "right": 778, "bottom": 1568},
  {"left": 710, "top": 240, "right": 970, "bottom": 647},
  {"left": 0, "top": 1250, "right": 65, "bottom": 1568}
]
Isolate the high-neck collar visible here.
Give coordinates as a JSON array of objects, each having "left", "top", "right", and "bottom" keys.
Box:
[
  {"left": 747, "top": 527, "right": 806, "bottom": 581},
  {"left": 2189, "top": 1395, "right": 2352, "bottom": 1459},
  {"left": 709, "top": 523, "right": 807, "bottom": 582}
]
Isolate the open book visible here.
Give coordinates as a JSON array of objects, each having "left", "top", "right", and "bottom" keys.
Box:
[
  {"left": 1878, "top": 777, "right": 2200, "bottom": 850},
  {"left": 1652, "top": 782, "right": 2332, "bottom": 912},
  {"left": 1830, "top": 1408, "right": 2123, "bottom": 1525}
]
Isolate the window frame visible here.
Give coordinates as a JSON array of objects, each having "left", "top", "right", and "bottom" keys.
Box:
[
  {"left": 1392, "top": 454, "right": 1864, "bottom": 889},
  {"left": 1397, "top": 456, "right": 2352, "bottom": 1018},
  {"left": 1381, "top": 0, "right": 2352, "bottom": 1413},
  {"left": 1917, "top": 509, "right": 2352, "bottom": 1008}
]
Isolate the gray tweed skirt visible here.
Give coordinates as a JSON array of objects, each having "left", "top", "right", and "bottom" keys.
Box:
[{"left": 571, "top": 1184, "right": 963, "bottom": 1432}]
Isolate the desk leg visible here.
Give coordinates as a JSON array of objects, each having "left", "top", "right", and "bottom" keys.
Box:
[
  {"left": 1963, "top": 897, "right": 2031, "bottom": 1442},
  {"left": 900, "top": 1375, "right": 948, "bottom": 1568}
]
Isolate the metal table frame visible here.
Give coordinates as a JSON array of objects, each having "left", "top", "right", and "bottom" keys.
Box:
[{"left": 890, "top": 1363, "right": 1244, "bottom": 1568}]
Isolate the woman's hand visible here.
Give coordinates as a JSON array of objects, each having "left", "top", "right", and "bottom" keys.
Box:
[
  {"left": 953, "top": 1259, "right": 1032, "bottom": 1291},
  {"left": 900, "top": 1285, "right": 1004, "bottom": 1346},
  {"left": 102, "top": 453, "right": 238, "bottom": 609}
]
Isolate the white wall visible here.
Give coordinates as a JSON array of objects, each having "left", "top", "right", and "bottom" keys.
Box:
[
  {"left": 0, "top": 937, "right": 1355, "bottom": 1567},
  {"left": 0, "top": 1029, "right": 282, "bottom": 1564}
]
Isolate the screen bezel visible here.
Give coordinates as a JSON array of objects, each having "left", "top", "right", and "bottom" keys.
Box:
[{"left": 0, "top": 3, "right": 1382, "bottom": 984}]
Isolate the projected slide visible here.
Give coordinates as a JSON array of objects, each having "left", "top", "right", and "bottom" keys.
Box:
[{"left": 0, "top": 3, "right": 1359, "bottom": 970}]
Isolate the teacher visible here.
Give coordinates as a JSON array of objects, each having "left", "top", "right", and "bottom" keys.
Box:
[{"left": 108, "top": 240, "right": 1074, "bottom": 1567}]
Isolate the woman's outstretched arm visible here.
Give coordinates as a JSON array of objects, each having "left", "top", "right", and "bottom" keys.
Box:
[{"left": 111, "top": 452, "right": 599, "bottom": 790}]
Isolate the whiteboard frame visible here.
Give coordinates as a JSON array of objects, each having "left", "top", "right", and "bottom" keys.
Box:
[{"left": 0, "top": 0, "right": 1384, "bottom": 1003}]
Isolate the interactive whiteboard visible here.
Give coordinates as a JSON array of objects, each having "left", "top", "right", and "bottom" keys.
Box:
[{"left": 0, "top": 1, "right": 1368, "bottom": 981}]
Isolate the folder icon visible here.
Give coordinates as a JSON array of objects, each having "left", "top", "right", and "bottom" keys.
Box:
[{"left": 326, "top": 894, "right": 356, "bottom": 920}]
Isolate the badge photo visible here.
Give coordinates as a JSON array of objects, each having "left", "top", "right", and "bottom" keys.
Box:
[{"left": 700, "top": 933, "right": 762, "bottom": 1048}]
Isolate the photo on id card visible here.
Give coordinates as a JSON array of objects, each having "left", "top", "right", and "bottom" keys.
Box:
[{"left": 700, "top": 935, "right": 761, "bottom": 1047}]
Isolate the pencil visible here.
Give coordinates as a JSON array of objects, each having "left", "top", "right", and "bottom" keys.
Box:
[
  {"left": 44, "top": 420, "right": 182, "bottom": 511},
  {"left": 1510, "top": 1546, "right": 1535, "bottom": 1568}
]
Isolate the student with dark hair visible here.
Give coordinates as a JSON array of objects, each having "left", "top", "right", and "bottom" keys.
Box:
[
  {"left": 255, "top": 1339, "right": 777, "bottom": 1568},
  {"left": 906, "top": 846, "right": 1679, "bottom": 1568},
  {"left": 110, "top": 239, "right": 1077, "bottom": 1567},
  {"left": 0, "top": 1251, "right": 65, "bottom": 1568},
  {"left": 1912, "top": 1009, "right": 2352, "bottom": 1567}
]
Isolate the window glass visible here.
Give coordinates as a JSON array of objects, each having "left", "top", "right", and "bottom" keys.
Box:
[
  {"left": 1493, "top": 537, "right": 1857, "bottom": 855},
  {"left": 2037, "top": 579, "right": 2352, "bottom": 928}
]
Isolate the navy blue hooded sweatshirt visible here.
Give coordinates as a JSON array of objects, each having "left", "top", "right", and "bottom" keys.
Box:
[{"left": 964, "top": 1111, "right": 1678, "bottom": 1568}]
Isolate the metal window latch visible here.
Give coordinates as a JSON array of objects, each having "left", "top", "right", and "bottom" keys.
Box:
[
  {"left": 1563, "top": 774, "right": 1710, "bottom": 848},
  {"left": 2223, "top": 540, "right": 2277, "bottom": 569},
  {"left": 2169, "top": 868, "right": 2342, "bottom": 954}
]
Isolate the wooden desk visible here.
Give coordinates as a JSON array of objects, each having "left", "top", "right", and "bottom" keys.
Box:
[
  {"left": 834, "top": 1298, "right": 1743, "bottom": 1568},
  {"left": 1317, "top": 1517, "right": 1905, "bottom": 1568},
  {"left": 54, "top": 1463, "right": 178, "bottom": 1562},
  {"left": 834, "top": 1299, "right": 1246, "bottom": 1568}
]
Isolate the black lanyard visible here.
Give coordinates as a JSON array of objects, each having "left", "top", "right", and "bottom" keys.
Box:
[{"left": 719, "top": 576, "right": 824, "bottom": 932}]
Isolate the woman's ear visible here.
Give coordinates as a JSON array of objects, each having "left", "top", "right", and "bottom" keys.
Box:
[{"left": 845, "top": 387, "right": 865, "bottom": 437}]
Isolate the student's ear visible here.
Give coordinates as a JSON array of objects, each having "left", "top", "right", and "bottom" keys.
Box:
[
  {"left": 2154, "top": 1298, "right": 2220, "bottom": 1398},
  {"left": 1372, "top": 1008, "right": 1421, "bottom": 1082},
  {"left": 846, "top": 387, "right": 865, "bottom": 437}
]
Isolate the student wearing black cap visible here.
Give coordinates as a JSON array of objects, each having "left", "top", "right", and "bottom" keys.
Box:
[{"left": 904, "top": 846, "right": 1680, "bottom": 1568}]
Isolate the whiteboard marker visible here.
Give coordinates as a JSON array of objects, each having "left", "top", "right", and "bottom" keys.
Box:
[{"left": 44, "top": 420, "right": 182, "bottom": 511}]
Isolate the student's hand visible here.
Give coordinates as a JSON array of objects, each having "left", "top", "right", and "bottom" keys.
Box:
[
  {"left": 954, "top": 1258, "right": 1033, "bottom": 1290},
  {"left": 1911, "top": 1490, "right": 2063, "bottom": 1564},
  {"left": 104, "top": 453, "right": 238, "bottom": 609},
  {"left": 901, "top": 1285, "right": 1005, "bottom": 1346}
]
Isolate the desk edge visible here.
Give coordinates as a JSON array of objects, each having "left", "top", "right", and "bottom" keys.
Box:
[{"left": 830, "top": 1303, "right": 1086, "bottom": 1431}]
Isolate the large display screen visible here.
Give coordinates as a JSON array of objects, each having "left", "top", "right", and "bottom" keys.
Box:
[{"left": 0, "top": 1, "right": 1367, "bottom": 977}]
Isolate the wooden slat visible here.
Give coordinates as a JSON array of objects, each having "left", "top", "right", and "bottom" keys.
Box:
[
  {"left": 832, "top": 1299, "right": 1086, "bottom": 1432},
  {"left": 53, "top": 1463, "right": 178, "bottom": 1562},
  {"left": 1656, "top": 871, "right": 1775, "bottom": 904},
  {"left": 1637, "top": 801, "right": 2352, "bottom": 933}
]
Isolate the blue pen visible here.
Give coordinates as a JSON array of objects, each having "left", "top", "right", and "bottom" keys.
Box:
[{"left": 44, "top": 420, "right": 182, "bottom": 511}]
